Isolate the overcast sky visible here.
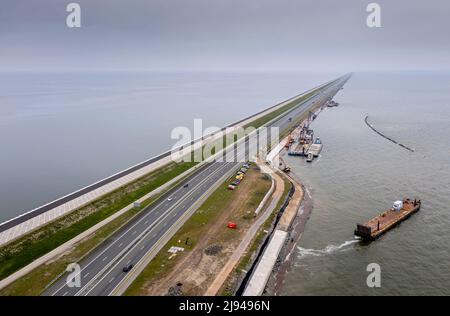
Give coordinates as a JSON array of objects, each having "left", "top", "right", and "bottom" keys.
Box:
[{"left": 1, "top": 0, "right": 449, "bottom": 72}]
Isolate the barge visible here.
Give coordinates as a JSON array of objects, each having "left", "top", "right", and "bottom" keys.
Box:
[{"left": 354, "top": 198, "right": 421, "bottom": 240}]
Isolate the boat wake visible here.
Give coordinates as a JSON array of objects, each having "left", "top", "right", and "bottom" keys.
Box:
[{"left": 297, "top": 239, "right": 359, "bottom": 259}]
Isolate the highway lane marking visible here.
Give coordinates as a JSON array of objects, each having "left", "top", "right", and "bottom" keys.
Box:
[
  {"left": 102, "top": 256, "right": 108, "bottom": 262},
  {"left": 91, "top": 86, "right": 342, "bottom": 295},
  {"left": 63, "top": 291, "right": 68, "bottom": 296},
  {"left": 0, "top": 90, "right": 260, "bottom": 243},
  {"left": 118, "top": 243, "right": 123, "bottom": 247},
  {"left": 109, "top": 277, "right": 115, "bottom": 284},
  {"left": 144, "top": 220, "right": 148, "bottom": 224},
  {"left": 81, "top": 162, "right": 236, "bottom": 295},
  {"left": 83, "top": 272, "right": 90, "bottom": 279},
  {"left": 140, "top": 245, "right": 145, "bottom": 250},
  {"left": 54, "top": 84, "right": 343, "bottom": 296},
  {"left": 48, "top": 86, "right": 328, "bottom": 296},
  {"left": 132, "top": 230, "right": 137, "bottom": 235},
  {"left": 126, "top": 260, "right": 131, "bottom": 265},
  {"left": 109, "top": 163, "right": 245, "bottom": 296},
  {"left": 75, "top": 162, "right": 234, "bottom": 296},
  {"left": 50, "top": 162, "right": 220, "bottom": 296}
]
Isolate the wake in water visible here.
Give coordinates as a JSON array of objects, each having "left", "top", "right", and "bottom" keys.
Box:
[{"left": 297, "top": 239, "right": 359, "bottom": 259}]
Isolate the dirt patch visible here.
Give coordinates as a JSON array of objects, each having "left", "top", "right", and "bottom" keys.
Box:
[{"left": 204, "top": 244, "right": 223, "bottom": 256}]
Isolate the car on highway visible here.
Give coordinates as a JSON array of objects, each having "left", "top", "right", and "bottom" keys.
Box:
[
  {"left": 122, "top": 264, "right": 133, "bottom": 273},
  {"left": 167, "top": 197, "right": 173, "bottom": 201},
  {"left": 183, "top": 183, "right": 189, "bottom": 188}
]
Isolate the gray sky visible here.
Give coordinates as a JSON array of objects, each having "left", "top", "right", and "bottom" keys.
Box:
[{"left": 1, "top": 0, "right": 449, "bottom": 72}]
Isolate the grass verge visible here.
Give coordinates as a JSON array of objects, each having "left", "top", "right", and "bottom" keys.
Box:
[
  {"left": 0, "top": 167, "right": 198, "bottom": 296},
  {"left": 0, "top": 161, "right": 196, "bottom": 281},
  {"left": 124, "top": 166, "right": 271, "bottom": 296},
  {"left": 244, "top": 90, "right": 317, "bottom": 130},
  {"left": 0, "top": 79, "right": 331, "bottom": 290},
  {"left": 0, "top": 202, "right": 145, "bottom": 296}
]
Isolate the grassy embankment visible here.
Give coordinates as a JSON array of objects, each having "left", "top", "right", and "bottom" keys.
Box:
[
  {"left": 0, "top": 82, "right": 325, "bottom": 294},
  {"left": 122, "top": 87, "right": 326, "bottom": 295},
  {"left": 0, "top": 161, "right": 195, "bottom": 283},
  {"left": 124, "top": 166, "right": 272, "bottom": 296},
  {"left": 204, "top": 87, "right": 323, "bottom": 159},
  {"left": 243, "top": 77, "right": 338, "bottom": 132},
  {"left": 243, "top": 90, "right": 317, "bottom": 130},
  {"left": 0, "top": 194, "right": 159, "bottom": 296}
]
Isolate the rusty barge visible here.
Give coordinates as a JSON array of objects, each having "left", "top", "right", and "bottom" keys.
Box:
[{"left": 355, "top": 198, "right": 421, "bottom": 240}]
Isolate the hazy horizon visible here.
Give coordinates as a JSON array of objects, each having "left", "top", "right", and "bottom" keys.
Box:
[{"left": 1, "top": 0, "right": 449, "bottom": 73}]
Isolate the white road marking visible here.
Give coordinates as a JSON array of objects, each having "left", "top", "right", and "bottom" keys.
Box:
[
  {"left": 83, "top": 272, "right": 90, "bottom": 279},
  {"left": 84, "top": 164, "right": 236, "bottom": 295},
  {"left": 60, "top": 161, "right": 264, "bottom": 296},
  {"left": 102, "top": 256, "right": 108, "bottom": 262},
  {"left": 49, "top": 155, "right": 232, "bottom": 295}
]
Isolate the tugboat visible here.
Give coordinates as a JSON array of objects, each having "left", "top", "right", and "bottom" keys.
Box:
[{"left": 354, "top": 198, "right": 421, "bottom": 240}]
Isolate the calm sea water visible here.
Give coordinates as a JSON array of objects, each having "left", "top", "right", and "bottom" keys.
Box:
[
  {"left": 0, "top": 71, "right": 338, "bottom": 222},
  {"left": 281, "top": 71, "right": 450, "bottom": 295}
]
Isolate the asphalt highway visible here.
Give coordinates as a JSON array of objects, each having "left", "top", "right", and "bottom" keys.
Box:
[{"left": 44, "top": 75, "right": 350, "bottom": 296}]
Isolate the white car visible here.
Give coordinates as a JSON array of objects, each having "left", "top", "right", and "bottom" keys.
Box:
[{"left": 167, "top": 197, "right": 173, "bottom": 201}]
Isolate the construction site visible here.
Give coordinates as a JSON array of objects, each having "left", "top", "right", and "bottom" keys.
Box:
[{"left": 279, "top": 98, "right": 339, "bottom": 170}]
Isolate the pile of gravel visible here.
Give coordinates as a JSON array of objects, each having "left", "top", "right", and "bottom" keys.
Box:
[
  {"left": 204, "top": 244, "right": 222, "bottom": 256},
  {"left": 167, "top": 282, "right": 183, "bottom": 296}
]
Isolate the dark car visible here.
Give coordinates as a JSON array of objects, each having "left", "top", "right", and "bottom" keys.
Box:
[
  {"left": 183, "top": 183, "right": 189, "bottom": 188},
  {"left": 122, "top": 264, "right": 133, "bottom": 272}
]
